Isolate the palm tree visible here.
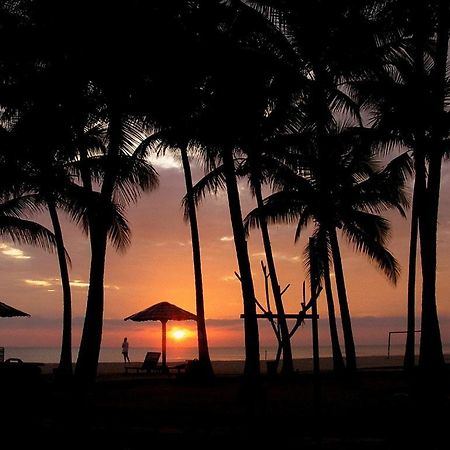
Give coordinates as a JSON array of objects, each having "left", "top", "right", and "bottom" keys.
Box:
[
  {"left": 0, "top": 188, "right": 59, "bottom": 268},
  {"left": 138, "top": 135, "right": 215, "bottom": 378},
  {"left": 245, "top": 126, "right": 410, "bottom": 371},
  {"left": 306, "top": 231, "right": 345, "bottom": 372},
  {"left": 185, "top": 0, "right": 307, "bottom": 378},
  {"left": 234, "top": 149, "right": 298, "bottom": 375},
  {"left": 241, "top": 0, "right": 402, "bottom": 371},
  {"left": 71, "top": 116, "right": 159, "bottom": 384},
  {"left": 418, "top": 0, "right": 449, "bottom": 373},
  {"left": 352, "top": 1, "right": 449, "bottom": 372},
  {"left": 190, "top": 150, "right": 295, "bottom": 376},
  {"left": 179, "top": 144, "right": 214, "bottom": 378},
  {"left": 0, "top": 91, "right": 80, "bottom": 377},
  {"left": 248, "top": 171, "right": 294, "bottom": 375}
]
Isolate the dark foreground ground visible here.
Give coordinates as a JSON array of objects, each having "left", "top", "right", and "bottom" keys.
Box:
[{"left": 2, "top": 366, "right": 450, "bottom": 449}]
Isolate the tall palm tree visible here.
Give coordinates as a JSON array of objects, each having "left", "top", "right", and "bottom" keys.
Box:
[
  {"left": 234, "top": 150, "right": 298, "bottom": 375},
  {"left": 352, "top": 0, "right": 449, "bottom": 372},
  {"left": 249, "top": 172, "right": 294, "bottom": 375},
  {"left": 186, "top": 0, "right": 306, "bottom": 378},
  {"left": 418, "top": 0, "right": 449, "bottom": 373},
  {"left": 72, "top": 116, "right": 159, "bottom": 384},
  {"left": 179, "top": 144, "right": 214, "bottom": 378},
  {"left": 0, "top": 94, "right": 80, "bottom": 377},
  {"left": 242, "top": 0, "right": 401, "bottom": 371},
  {"left": 138, "top": 135, "right": 215, "bottom": 378},
  {"left": 0, "top": 188, "right": 59, "bottom": 267},
  {"left": 305, "top": 230, "right": 345, "bottom": 372},
  {"left": 245, "top": 126, "right": 411, "bottom": 371}
]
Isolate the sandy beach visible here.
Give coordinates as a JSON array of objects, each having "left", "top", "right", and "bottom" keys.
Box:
[{"left": 37, "top": 354, "right": 450, "bottom": 377}]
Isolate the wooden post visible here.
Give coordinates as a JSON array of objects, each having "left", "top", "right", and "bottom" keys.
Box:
[{"left": 161, "top": 320, "right": 167, "bottom": 368}]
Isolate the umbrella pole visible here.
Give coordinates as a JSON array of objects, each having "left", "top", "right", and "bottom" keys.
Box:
[{"left": 161, "top": 320, "right": 167, "bottom": 368}]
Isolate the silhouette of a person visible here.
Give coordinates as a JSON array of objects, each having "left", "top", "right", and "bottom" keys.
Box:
[{"left": 122, "top": 337, "right": 130, "bottom": 363}]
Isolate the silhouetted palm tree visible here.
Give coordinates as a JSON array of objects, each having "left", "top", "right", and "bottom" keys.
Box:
[
  {"left": 352, "top": 0, "right": 449, "bottom": 372},
  {"left": 247, "top": 162, "right": 294, "bottom": 376},
  {"left": 0, "top": 188, "right": 59, "bottom": 263},
  {"left": 245, "top": 126, "right": 410, "bottom": 371},
  {"left": 5, "top": 114, "right": 76, "bottom": 378},
  {"left": 297, "top": 229, "right": 345, "bottom": 373},
  {"left": 189, "top": 149, "right": 296, "bottom": 375},
  {"left": 418, "top": 1, "right": 449, "bottom": 373},
  {"left": 137, "top": 134, "right": 215, "bottom": 378},
  {"left": 156, "top": 0, "right": 298, "bottom": 378}
]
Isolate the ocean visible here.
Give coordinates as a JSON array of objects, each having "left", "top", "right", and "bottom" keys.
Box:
[{"left": 3, "top": 343, "right": 449, "bottom": 364}]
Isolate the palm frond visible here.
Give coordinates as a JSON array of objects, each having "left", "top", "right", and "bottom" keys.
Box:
[
  {"left": 61, "top": 184, "right": 131, "bottom": 252},
  {"left": 293, "top": 207, "right": 312, "bottom": 243},
  {"left": 112, "top": 155, "right": 159, "bottom": 206},
  {"left": 0, "top": 194, "right": 46, "bottom": 217},
  {"left": 106, "top": 202, "right": 131, "bottom": 253},
  {"left": 351, "top": 151, "right": 411, "bottom": 216},
  {"left": 343, "top": 209, "right": 391, "bottom": 246},
  {"left": 0, "top": 216, "right": 57, "bottom": 253},
  {"left": 183, "top": 165, "right": 227, "bottom": 219},
  {"left": 342, "top": 215, "right": 399, "bottom": 284}
]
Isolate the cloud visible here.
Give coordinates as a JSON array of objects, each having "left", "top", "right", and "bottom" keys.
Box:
[
  {"left": 23, "top": 278, "right": 119, "bottom": 290},
  {"left": 148, "top": 154, "right": 182, "bottom": 170},
  {"left": 251, "top": 251, "right": 301, "bottom": 263},
  {"left": 220, "top": 236, "right": 234, "bottom": 242},
  {"left": 69, "top": 280, "right": 89, "bottom": 288},
  {"left": 0, "top": 244, "right": 31, "bottom": 259},
  {"left": 221, "top": 275, "right": 237, "bottom": 282},
  {"left": 105, "top": 284, "right": 120, "bottom": 291},
  {"left": 24, "top": 279, "right": 52, "bottom": 287}
]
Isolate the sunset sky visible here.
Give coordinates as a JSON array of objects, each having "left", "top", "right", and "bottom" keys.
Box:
[{"left": 1, "top": 153, "right": 449, "bottom": 351}]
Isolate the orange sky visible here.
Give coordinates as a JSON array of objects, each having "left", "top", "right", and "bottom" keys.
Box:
[{"left": 1, "top": 154, "right": 449, "bottom": 350}]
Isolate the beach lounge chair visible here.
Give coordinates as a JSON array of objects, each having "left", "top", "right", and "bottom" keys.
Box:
[{"left": 124, "top": 351, "right": 163, "bottom": 374}]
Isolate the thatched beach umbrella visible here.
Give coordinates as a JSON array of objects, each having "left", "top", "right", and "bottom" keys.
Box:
[
  {"left": 124, "top": 301, "right": 197, "bottom": 367},
  {"left": 0, "top": 301, "right": 30, "bottom": 318}
]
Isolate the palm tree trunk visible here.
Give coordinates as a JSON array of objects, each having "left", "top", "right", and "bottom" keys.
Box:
[
  {"left": 404, "top": 176, "right": 419, "bottom": 371},
  {"left": 180, "top": 145, "right": 214, "bottom": 377},
  {"left": 419, "top": 151, "right": 445, "bottom": 372},
  {"left": 253, "top": 181, "right": 293, "bottom": 375},
  {"left": 320, "top": 236, "right": 345, "bottom": 373},
  {"left": 404, "top": 153, "right": 424, "bottom": 371},
  {"left": 222, "top": 149, "right": 260, "bottom": 378},
  {"left": 47, "top": 197, "right": 73, "bottom": 377},
  {"left": 329, "top": 228, "right": 357, "bottom": 372},
  {"left": 75, "top": 221, "right": 108, "bottom": 384},
  {"left": 418, "top": 0, "right": 448, "bottom": 374},
  {"left": 404, "top": 0, "right": 426, "bottom": 372},
  {"left": 75, "top": 105, "right": 121, "bottom": 385}
]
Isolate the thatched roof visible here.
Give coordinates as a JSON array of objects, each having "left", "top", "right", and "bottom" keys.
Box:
[
  {"left": 124, "top": 301, "right": 197, "bottom": 322},
  {"left": 0, "top": 301, "right": 30, "bottom": 318}
]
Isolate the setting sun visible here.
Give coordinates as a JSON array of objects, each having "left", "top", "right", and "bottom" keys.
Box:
[{"left": 169, "top": 327, "right": 194, "bottom": 342}]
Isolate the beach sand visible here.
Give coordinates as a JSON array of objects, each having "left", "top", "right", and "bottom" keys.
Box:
[{"left": 37, "top": 353, "right": 449, "bottom": 377}]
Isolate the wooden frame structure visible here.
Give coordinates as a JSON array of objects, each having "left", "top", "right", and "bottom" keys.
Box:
[{"left": 239, "top": 237, "right": 323, "bottom": 375}]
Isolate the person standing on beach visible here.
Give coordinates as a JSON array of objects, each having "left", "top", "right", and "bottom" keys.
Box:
[{"left": 122, "top": 337, "right": 130, "bottom": 363}]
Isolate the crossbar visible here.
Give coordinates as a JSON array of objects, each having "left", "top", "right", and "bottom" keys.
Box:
[
  {"left": 240, "top": 313, "right": 317, "bottom": 319},
  {"left": 387, "top": 330, "right": 421, "bottom": 358}
]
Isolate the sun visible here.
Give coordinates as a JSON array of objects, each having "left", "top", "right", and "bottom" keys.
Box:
[{"left": 170, "top": 328, "right": 189, "bottom": 341}]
